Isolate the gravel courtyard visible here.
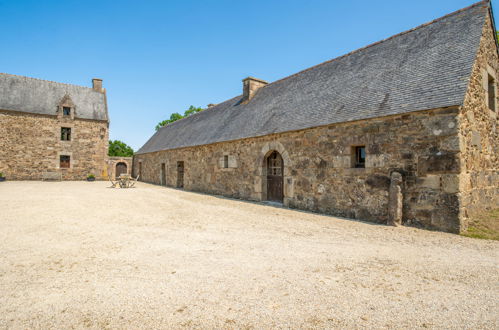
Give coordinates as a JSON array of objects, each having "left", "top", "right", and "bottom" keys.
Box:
[{"left": 0, "top": 181, "right": 497, "bottom": 329}]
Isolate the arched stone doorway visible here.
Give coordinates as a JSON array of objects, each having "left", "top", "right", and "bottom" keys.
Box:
[
  {"left": 257, "top": 141, "right": 292, "bottom": 205},
  {"left": 264, "top": 151, "right": 284, "bottom": 202},
  {"left": 116, "top": 162, "right": 128, "bottom": 178}
]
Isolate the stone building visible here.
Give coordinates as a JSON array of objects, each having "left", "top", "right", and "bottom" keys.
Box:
[
  {"left": 0, "top": 74, "right": 109, "bottom": 180},
  {"left": 134, "top": 1, "right": 498, "bottom": 233}
]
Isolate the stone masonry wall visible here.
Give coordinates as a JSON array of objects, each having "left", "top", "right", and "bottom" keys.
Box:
[
  {"left": 134, "top": 107, "right": 462, "bottom": 232},
  {"left": 458, "top": 13, "right": 499, "bottom": 229},
  {"left": 0, "top": 110, "right": 109, "bottom": 180}
]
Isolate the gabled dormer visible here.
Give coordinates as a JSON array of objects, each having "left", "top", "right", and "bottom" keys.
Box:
[{"left": 57, "top": 93, "right": 76, "bottom": 120}]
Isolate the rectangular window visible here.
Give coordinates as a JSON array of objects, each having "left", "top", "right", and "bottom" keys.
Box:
[
  {"left": 354, "top": 146, "right": 366, "bottom": 168},
  {"left": 224, "top": 155, "right": 229, "bottom": 168},
  {"left": 63, "top": 107, "right": 71, "bottom": 116},
  {"left": 61, "top": 127, "right": 71, "bottom": 141},
  {"left": 60, "top": 155, "right": 70, "bottom": 169},
  {"left": 488, "top": 74, "right": 496, "bottom": 111}
]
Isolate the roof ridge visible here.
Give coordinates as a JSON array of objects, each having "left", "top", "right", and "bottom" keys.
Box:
[
  {"left": 0, "top": 72, "right": 93, "bottom": 90},
  {"left": 265, "top": 0, "right": 489, "bottom": 88},
  {"left": 157, "top": 96, "right": 241, "bottom": 131}
]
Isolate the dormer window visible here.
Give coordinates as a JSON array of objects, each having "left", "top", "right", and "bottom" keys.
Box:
[{"left": 63, "top": 106, "right": 71, "bottom": 116}]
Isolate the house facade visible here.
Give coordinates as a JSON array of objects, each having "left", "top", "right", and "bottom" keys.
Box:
[
  {"left": 0, "top": 75, "right": 109, "bottom": 180},
  {"left": 134, "top": 1, "right": 498, "bottom": 233}
]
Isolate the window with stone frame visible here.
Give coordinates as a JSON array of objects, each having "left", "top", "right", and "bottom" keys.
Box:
[
  {"left": 63, "top": 106, "right": 71, "bottom": 116},
  {"left": 488, "top": 73, "right": 496, "bottom": 111},
  {"left": 60, "top": 155, "right": 70, "bottom": 169},
  {"left": 61, "top": 127, "right": 71, "bottom": 141},
  {"left": 353, "top": 146, "right": 366, "bottom": 168},
  {"left": 223, "top": 155, "right": 229, "bottom": 168}
]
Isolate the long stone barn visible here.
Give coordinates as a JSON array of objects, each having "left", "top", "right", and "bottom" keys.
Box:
[
  {"left": 0, "top": 75, "right": 109, "bottom": 180},
  {"left": 134, "top": 1, "right": 498, "bottom": 233}
]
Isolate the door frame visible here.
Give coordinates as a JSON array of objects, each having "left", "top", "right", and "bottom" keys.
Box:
[
  {"left": 258, "top": 142, "right": 292, "bottom": 205},
  {"left": 176, "top": 161, "right": 184, "bottom": 188},
  {"left": 265, "top": 151, "right": 284, "bottom": 202},
  {"left": 160, "top": 163, "right": 166, "bottom": 186}
]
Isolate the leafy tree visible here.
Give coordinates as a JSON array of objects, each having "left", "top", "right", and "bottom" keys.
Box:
[
  {"left": 184, "top": 105, "right": 203, "bottom": 117},
  {"left": 155, "top": 105, "right": 204, "bottom": 131},
  {"left": 108, "top": 140, "right": 134, "bottom": 157}
]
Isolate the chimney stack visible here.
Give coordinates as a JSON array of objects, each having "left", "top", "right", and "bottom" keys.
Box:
[
  {"left": 92, "top": 78, "right": 103, "bottom": 92},
  {"left": 242, "top": 77, "right": 267, "bottom": 103}
]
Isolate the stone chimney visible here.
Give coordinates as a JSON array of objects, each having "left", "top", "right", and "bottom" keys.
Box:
[
  {"left": 242, "top": 77, "right": 267, "bottom": 103},
  {"left": 92, "top": 78, "right": 103, "bottom": 92}
]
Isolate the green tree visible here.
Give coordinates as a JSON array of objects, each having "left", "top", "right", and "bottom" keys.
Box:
[
  {"left": 184, "top": 105, "right": 203, "bottom": 117},
  {"left": 155, "top": 105, "right": 204, "bottom": 131},
  {"left": 108, "top": 140, "right": 134, "bottom": 157}
]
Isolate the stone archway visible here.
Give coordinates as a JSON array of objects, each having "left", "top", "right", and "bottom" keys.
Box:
[
  {"left": 116, "top": 162, "right": 128, "bottom": 178},
  {"left": 265, "top": 151, "right": 284, "bottom": 202},
  {"left": 257, "top": 141, "right": 293, "bottom": 204},
  {"left": 108, "top": 157, "right": 132, "bottom": 180}
]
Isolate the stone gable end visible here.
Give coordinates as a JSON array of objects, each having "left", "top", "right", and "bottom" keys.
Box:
[{"left": 458, "top": 10, "right": 499, "bottom": 230}]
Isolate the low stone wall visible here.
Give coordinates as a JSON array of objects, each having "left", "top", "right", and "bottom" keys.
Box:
[{"left": 134, "top": 107, "right": 462, "bottom": 232}]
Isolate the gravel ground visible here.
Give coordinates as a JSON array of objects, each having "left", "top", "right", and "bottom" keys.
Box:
[{"left": 0, "top": 181, "right": 497, "bottom": 329}]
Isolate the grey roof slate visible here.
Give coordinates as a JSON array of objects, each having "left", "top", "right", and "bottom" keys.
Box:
[
  {"left": 0, "top": 73, "right": 108, "bottom": 121},
  {"left": 138, "top": 1, "right": 490, "bottom": 154}
]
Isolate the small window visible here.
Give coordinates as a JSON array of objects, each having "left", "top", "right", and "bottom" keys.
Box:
[
  {"left": 63, "top": 106, "right": 71, "bottom": 116},
  {"left": 61, "top": 127, "right": 71, "bottom": 141},
  {"left": 354, "top": 146, "right": 366, "bottom": 168},
  {"left": 223, "top": 155, "right": 229, "bottom": 168},
  {"left": 488, "top": 74, "right": 496, "bottom": 111},
  {"left": 60, "top": 155, "right": 70, "bottom": 169}
]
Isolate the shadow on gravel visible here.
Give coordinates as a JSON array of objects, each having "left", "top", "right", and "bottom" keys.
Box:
[{"left": 137, "top": 181, "right": 389, "bottom": 229}]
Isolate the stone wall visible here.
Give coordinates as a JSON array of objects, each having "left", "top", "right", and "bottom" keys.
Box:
[
  {"left": 134, "top": 107, "right": 463, "bottom": 232},
  {"left": 458, "top": 14, "right": 499, "bottom": 228},
  {"left": 0, "top": 110, "right": 109, "bottom": 180}
]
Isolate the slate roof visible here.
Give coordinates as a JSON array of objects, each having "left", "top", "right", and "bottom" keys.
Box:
[
  {"left": 0, "top": 73, "right": 108, "bottom": 121},
  {"left": 138, "top": 1, "right": 491, "bottom": 154}
]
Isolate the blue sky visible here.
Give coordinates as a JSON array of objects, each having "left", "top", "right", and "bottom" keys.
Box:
[{"left": 1, "top": 0, "right": 496, "bottom": 150}]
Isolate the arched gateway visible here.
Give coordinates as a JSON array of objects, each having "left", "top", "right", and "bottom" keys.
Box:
[
  {"left": 265, "top": 151, "right": 284, "bottom": 202},
  {"left": 115, "top": 162, "right": 128, "bottom": 177}
]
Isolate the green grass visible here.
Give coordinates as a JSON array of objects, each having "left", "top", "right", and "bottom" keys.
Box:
[{"left": 462, "top": 209, "right": 499, "bottom": 240}]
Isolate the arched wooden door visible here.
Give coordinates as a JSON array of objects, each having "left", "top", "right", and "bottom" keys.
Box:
[
  {"left": 116, "top": 162, "right": 127, "bottom": 178},
  {"left": 266, "top": 151, "right": 283, "bottom": 202}
]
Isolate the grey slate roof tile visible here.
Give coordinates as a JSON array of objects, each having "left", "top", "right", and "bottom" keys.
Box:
[
  {"left": 137, "top": 1, "right": 488, "bottom": 154},
  {"left": 0, "top": 73, "right": 108, "bottom": 121}
]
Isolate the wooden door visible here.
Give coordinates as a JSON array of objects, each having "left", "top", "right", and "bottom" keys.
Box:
[
  {"left": 266, "top": 151, "right": 283, "bottom": 202},
  {"left": 161, "top": 163, "right": 166, "bottom": 186},
  {"left": 177, "top": 161, "right": 184, "bottom": 188},
  {"left": 116, "top": 162, "right": 127, "bottom": 178}
]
